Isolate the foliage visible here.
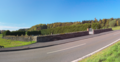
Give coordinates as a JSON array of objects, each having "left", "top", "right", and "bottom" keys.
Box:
[
  {"left": 105, "top": 20, "right": 109, "bottom": 28},
  {"left": 91, "top": 23, "right": 101, "bottom": 29},
  {"left": 10, "top": 31, "right": 26, "bottom": 36},
  {"left": 41, "top": 23, "right": 91, "bottom": 35},
  {"left": 29, "top": 24, "right": 47, "bottom": 31},
  {"left": 47, "top": 22, "right": 74, "bottom": 29},
  {"left": 99, "top": 19, "right": 102, "bottom": 24},
  {"left": 18, "top": 28, "right": 29, "bottom": 31},
  {"left": 94, "top": 18, "right": 98, "bottom": 22},
  {"left": 27, "top": 31, "right": 41, "bottom": 36},
  {"left": 2, "top": 30, "right": 10, "bottom": 36},
  {"left": 109, "top": 19, "right": 116, "bottom": 27},
  {"left": 19, "top": 17, "right": 120, "bottom": 35},
  {"left": 116, "top": 19, "right": 120, "bottom": 26},
  {"left": 3, "top": 31, "right": 26, "bottom": 36}
]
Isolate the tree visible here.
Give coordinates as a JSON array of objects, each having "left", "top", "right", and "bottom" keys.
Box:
[
  {"left": 94, "top": 18, "right": 98, "bottom": 22},
  {"left": 109, "top": 20, "right": 116, "bottom": 27},
  {"left": 91, "top": 23, "right": 101, "bottom": 29},
  {"left": 110, "top": 17, "right": 114, "bottom": 20},
  {"left": 102, "top": 19, "right": 106, "bottom": 24},
  {"left": 105, "top": 20, "right": 109, "bottom": 28},
  {"left": 116, "top": 20, "right": 119, "bottom": 26},
  {"left": 99, "top": 19, "right": 102, "bottom": 24}
]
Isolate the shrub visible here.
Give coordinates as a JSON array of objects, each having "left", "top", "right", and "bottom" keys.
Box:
[
  {"left": 41, "top": 23, "right": 91, "bottom": 35},
  {"left": 27, "top": 31, "right": 41, "bottom": 36},
  {"left": 2, "top": 30, "right": 10, "bottom": 36},
  {"left": 91, "top": 23, "right": 101, "bottom": 29},
  {"left": 109, "top": 20, "right": 116, "bottom": 27},
  {"left": 10, "top": 31, "right": 25, "bottom": 36}
]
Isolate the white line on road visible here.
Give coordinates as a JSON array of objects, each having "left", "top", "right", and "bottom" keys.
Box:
[
  {"left": 71, "top": 38, "right": 120, "bottom": 62},
  {"left": 47, "top": 43, "right": 86, "bottom": 54}
]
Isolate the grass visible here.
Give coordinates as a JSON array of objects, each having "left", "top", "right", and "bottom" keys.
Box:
[
  {"left": 79, "top": 41, "right": 120, "bottom": 62},
  {"left": 0, "top": 34, "right": 36, "bottom": 48},
  {"left": 101, "top": 26, "right": 120, "bottom": 30},
  {"left": 111, "top": 26, "right": 120, "bottom": 30}
]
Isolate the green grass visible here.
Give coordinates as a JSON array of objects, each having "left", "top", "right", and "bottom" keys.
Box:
[
  {"left": 0, "top": 34, "right": 36, "bottom": 48},
  {"left": 99, "top": 26, "right": 120, "bottom": 30},
  {"left": 111, "top": 26, "right": 120, "bottom": 30},
  {"left": 79, "top": 41, "right": 120, "bottom": 62}
]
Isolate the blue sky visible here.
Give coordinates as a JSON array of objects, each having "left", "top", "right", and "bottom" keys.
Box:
[{"left": 0, "top": 0, "right": 120, "bottom": 31}]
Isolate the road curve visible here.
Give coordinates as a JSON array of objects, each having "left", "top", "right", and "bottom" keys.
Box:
[{"left": 0, "top": 30, "right": 120, "bottom": 62}]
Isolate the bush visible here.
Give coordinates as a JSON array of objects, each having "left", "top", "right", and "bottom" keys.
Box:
[
  {"left": 91, "top": 23, "right": 101, "bottom": 29},
  {"left": 109, "top": 20, "right": 116, "bottom": 27},
  {"left": 27, "top": 31, "right": 41, "bottom": 36},
  {"left": 41, "top": 23, "right": 91, "bottom": 35},
  {"left": 2, "top": 30, "right": 10, "bottom": 36},
  {"left": 2, "top": 31, "right": 26, "bottom": 36},
  {"left": 10, "top": 31, "right": 26, "bottom": 36}
]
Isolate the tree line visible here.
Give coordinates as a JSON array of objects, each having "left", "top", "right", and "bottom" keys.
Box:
[
  {"left": 26, "top": 17, "right": 120, "bottom": 31},
  {"left": 3, "top": 17, "right": 120, "bottom": 36}
]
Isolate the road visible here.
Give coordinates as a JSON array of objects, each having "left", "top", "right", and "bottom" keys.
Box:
[{"left": 0, "top": 30, "right": 120, "bottom": 62}]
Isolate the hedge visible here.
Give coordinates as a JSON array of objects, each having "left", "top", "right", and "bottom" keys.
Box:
[
  {"left": 10, "top": 31, "right": 25, "bottom": 36},
  {"left": 91, "top": 23, "right": 101, "bottom": 29},
  {"left": 2, "top": 30, "right": 10, "bottom": 36},
  {"left": 41, "top": 23, "right": 91, "bottom": 35},
  {"left": 3, "top": 31, "right": 25, "bottom": 36},
  {"left": 27, "top": 31, "right": 41, "bottom": 36}
]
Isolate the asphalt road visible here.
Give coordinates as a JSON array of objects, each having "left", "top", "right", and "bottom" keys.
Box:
[{"left": 0, "top": 30, "right": 120, "bottom": 62}]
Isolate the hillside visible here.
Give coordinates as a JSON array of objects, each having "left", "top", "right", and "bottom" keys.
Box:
[{"left": 26, "top": 18, "right": 120, "bottom": 31}]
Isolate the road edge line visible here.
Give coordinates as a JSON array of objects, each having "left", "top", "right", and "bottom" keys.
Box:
[{"left": 71, "top": 38, "right": 120, "bottom": 62}]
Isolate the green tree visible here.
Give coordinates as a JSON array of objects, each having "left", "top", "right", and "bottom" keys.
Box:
[
  {"left": 109, "top": 20, "right": 116, "bottom": 27},
  {"left": 91, "top": 23, "right": 101, "bottom": 29},
  {"left": 94, "top": 18, "right": 98, "bottom": 22},
  {"left": 105, "top": 20, "right": 109, "bottom": 28},
  {"left": 110, "top": 17, "right": 114, "bottom": 20},
  {"left": 99, "top": 19, "right": 102, "bottom": 24}
]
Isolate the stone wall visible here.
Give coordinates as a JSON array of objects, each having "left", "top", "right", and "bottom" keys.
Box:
[
  {"left": 94, "top": 28, "right": 112, "bottom": 34},
  {"left": 37, "top": 31, "right": 89, "bottom": 42},
  {"left": 2, "top": 31, "right": 89, "bottom": 42},
  {"left": 2, "top": 28, "right": 112, "bottom": 42},
  {"left": 2, "top": 36, "right": 37, "bottom": 42}
]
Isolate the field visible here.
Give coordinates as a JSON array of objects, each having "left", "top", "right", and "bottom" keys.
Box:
[
  {"left": 79, "top": 41, "right": 120, "bottom": 62},
  {"left": 0, "top": 34, "right": 36, "bottom": 48},
  {"left": 111, "top": 26, "right": 120, "bottom": 30}
]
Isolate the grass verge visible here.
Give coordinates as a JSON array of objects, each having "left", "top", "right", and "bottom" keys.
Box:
[
  {"left": 111, "top": 26, "right": 120, "bottom": 30},
  {"left": 0, "top": 34, "right": 36, "bottom": 48},
  {"left": 79, "top": 40, "right": 120, "bottom": 62}
]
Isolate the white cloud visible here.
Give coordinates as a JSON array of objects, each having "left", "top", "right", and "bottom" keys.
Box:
[{"left": 0, "top": 26, "right": 29, "bottom": 31}]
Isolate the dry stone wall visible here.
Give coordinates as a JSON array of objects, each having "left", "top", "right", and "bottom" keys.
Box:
[
  {"left": 2, "top": 28, "right": 112, "bottom": 42},
  {"left": 94, "top": 28, "right": 112, "bottom": 34}
]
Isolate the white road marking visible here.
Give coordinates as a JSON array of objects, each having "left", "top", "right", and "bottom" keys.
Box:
[
  {"left": 47, "top": 43, "right": 86, "bottom": 54},
  {"left": 71, "top": 38, "right": 120, "bottom": 62}
]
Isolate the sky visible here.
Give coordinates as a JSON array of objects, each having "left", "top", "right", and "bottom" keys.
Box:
[{"left": 0, "top": 0, "right": 120, "bottom": 31}]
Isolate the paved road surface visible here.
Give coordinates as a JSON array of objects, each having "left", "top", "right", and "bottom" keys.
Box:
[{"left": 0, "top": 30, "right": 120, "bottom": 62}]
